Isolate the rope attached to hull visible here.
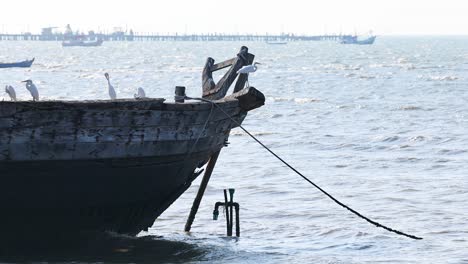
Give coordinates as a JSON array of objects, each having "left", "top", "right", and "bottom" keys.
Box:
[{"left": 186, "top": 96, "right": 422, "bottom": 240}]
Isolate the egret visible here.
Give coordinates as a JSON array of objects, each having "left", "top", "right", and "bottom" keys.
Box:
[
  {"left": 236, "top": 62, "right": 261, "bottom": 87},
  {"left": 5, "top": 85, "right": 17, "bottom": 101},
  {"left": 104, "top": 73, "right": 117, "bottom": 100},
  {"left": 22, "top": 80, "right": 39, "bottom": 101},
  {"left": 134, "top": 87, "right": 146, "bottom": 99}
]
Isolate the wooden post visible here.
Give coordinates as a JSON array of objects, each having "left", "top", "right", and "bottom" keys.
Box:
[
  {"left": 228, "top": 189, "right": 234, "bottom": 236},
  {"left": 202, "top": 58, "right": 216, "bottom": 93},
  {"left": 224, "top": 189, "right": 231, "bottom": 236},
  {"left": 175, "top": 86, "right": 186, "bottom": 103},
  {"left": 235, "top": 204, "right": 240, "bottom": 237},
  {"left": 184, "top": 150, "right": 221, "bottom": 232}
]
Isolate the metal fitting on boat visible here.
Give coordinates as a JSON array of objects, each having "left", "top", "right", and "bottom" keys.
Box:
[
  {"left": 213, "top": 189, "right": 240, "bottom": 237},
  {"left": 175, "top": 86, "right": 186, "bottom": 103}
]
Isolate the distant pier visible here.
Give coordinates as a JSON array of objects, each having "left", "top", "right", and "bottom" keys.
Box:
[{"left": 0, "top": 32, "right": 348, "bottom": 42}]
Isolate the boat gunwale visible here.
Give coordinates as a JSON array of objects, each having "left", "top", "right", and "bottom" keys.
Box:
[{"left": 0, "top": 97, "right": 242, "bottom": 113}]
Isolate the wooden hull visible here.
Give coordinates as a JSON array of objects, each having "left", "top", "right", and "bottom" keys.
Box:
[
  {"left": 0, "top": 58, "right": 34, "bottom": 68},
  {"left": 0, "top": 152, "right": 211, "bottom": 236},
  {"left": 0, "top": 87, "right": 264, "bottom": 237}
]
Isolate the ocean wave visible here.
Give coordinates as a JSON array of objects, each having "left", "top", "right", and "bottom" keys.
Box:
[
  {"left": 398, "top": 105, "right": 423, "bottom": 111},
  {"left": 270, "top": 114, "right": 283, "bottom": 118},
  {"left": 437, "top": 149, "right": 467, "bottom": 155},
  {"left": 358, "top": 75, "right": 376, "bottom": 80},
  {"left": 44, "top": 64, "right": 66, "bottom": 69},
  {"left": 397, "top": 57, "right": 409, "bottom": 64},
  {"left": 409, "top": 135, "right": 426, "bottom": 142},
  {"left": 373, "top": 135, "right": 400, "bottom": 142},
  {"left": 230, "top": 131, "right": 276, "bottom": 137},
  {"left": 268, "top": 97, "right": 320, "bottom": 103},
  {"left": 391, "top": 144, "right": 411, "bottom": 149},
  {"left": 426, "top": 75, "right": 458, "bottom": 81},
  {"left": 334, "top": 164, "right": 348, "bottom": 168},
  {"left": 398, "top": 188, "right": 420, "bottom": 193},
  {"left": 294, "top": 98, "right": 320, "bottom": 103},
  {"left": 269, "top": 97, "right": 291, "bottom": 102},
  {"left": 396, "top": 157, "right": 422, "bottom": 163},
  {"left": 320, "top": 63, "right": 361, "bottom": 71},
  {"left": 368, "top": 63, "right": 385, "bottom": 68}
]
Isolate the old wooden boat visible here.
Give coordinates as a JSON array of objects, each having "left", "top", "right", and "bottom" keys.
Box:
[
  {"left": 62, "top": 39, "right": 104, "bottom": 47},
  {"left": 0, "top": 58, "right": 34, "bottom": 68},
  {"left": 0, "top": 46, "right": 264, "bottom": 239}
]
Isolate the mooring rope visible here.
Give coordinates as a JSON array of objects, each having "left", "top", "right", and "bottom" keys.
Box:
[{"left": 186, "top": 96, "right": 422, "bottom": 240}]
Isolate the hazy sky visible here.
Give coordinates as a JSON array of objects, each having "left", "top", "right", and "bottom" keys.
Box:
[{"left": 1, "top": 0, "right": 467, "bottom": 35}]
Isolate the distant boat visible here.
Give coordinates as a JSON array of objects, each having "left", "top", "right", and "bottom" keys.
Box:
[
  {"left": 266, "top": 41, "right": 288, "bottom": 45},
  {"left": 62, "top": 39, "right": 103, "bottom": 47},
  {"left": 0, "top": 58, "right": 35, "bottom": 68},
  {"left": 340, "top": 35, "right": 376, "bottom": 45}
]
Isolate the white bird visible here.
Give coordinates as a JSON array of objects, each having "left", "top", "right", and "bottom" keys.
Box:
[
  {"left": 236, "top": 62, "right": 261, "bottom": 87},
  {"left": 104, "top": 72, "right": 117, "bottom": 100},
  {"left": 22, "top": 80, "right": 39, "bottom": 101},
  {"left": 134, "top": 87, "right": 146, "bottom": 99},
  {"left": 5, "top": 85, "right": 17, "bottom": 101}
]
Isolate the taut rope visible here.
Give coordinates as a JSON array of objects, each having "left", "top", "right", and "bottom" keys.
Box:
[{"left": 186, "top": 96, "right": 422, "bottom": 240}]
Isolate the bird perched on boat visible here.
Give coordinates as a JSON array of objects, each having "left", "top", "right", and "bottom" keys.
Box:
[
  {"left": 134, "top": 87, "right": 146, "bottom": 99},
  {"left": 236, "top": 62, "right": 261, "bottom": 87},
  {"left": 5, "top": 85, "right": 17, "bottom": 101},
  {"left": 104, "top": 73, "right": 117, "bottom": 100},
  {"left": 22, "top": 80, "right": 39, "bottom": 101}
]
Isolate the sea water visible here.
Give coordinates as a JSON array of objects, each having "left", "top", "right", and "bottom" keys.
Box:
[{"left": 0, "top": 37, "right": 467, "bottom": 263}]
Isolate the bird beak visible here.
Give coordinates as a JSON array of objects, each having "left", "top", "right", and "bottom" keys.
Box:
[{"left": 21, "top": 80, "right": 28, "bottom": 83}]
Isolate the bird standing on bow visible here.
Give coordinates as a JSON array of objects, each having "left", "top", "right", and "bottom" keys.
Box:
[
  {"left": 104, "top": 73, "right": 117, "bottom": 100},
  {"left": 236, "top": 62, "right": 261, "bottom": 87},
  {"left": 5, "top": 85, "right": 17, "bottom": 101},
  {"left": 134, "top": 87, "right": 146, "bottom": 99},
  {"left": 22, "top": 80, "right": 39, "bottom": 101}
]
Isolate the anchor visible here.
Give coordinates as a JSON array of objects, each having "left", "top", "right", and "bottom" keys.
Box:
[{"left": 213, "top": 189, "right": 240, "bottom": 237}]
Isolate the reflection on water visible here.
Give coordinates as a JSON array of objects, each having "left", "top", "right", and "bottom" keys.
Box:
[{"left": 0, "top": 233, "right": 204, "bottom": 263}]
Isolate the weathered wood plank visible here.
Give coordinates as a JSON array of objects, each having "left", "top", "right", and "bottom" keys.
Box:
[
  {"left": 211, "top": 58, "right": 236, "bottom": 72},
  {"left": 202, "top": 46, "right": 252, "bottom": 100},
  {"left": 0, "top": 109, "right": 246, "bottom": 161},
  {"left": 0, "top": 116, "right": 239, "bottom": 144},
  {"left": 1, "top": 136, "right": 228, "bottom": 161},
  {"left": 224, "top": 87, "right": 265, "bottom": 111},
  {"left": 202, "top": 57, "right": 216, "bottom": 93},
  {"left": 0, "top": 98, "right": 240, "bottom": 115},
  {"left": 0, "top": 108, "right": 241, "bottom": 130}
]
